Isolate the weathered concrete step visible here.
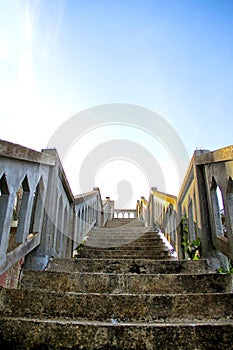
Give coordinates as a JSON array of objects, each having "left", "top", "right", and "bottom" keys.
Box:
[
  {"left": 83, "top": 242, "right": 166, "bottom": 249},
  {"left": 78, "top": 250, "right": 171, "bottom": 257},
  {"left": 84, "top": 238, "right": 165, "bottom": 248},
  {"left": 105, "top": 219, "right": 144, "bottom": 228},
  {"left": 85, "top": 237, "right": 165, "bottom": 243},
  {"left": 47, "top": 258, "right": 214, "bottom": 274},
  {"left": 0, "top": 317, "right": 232, "bottom": 350},
  {"left": 86, "top": 232, "right": 167, "bottom": 246},
  {"left": 20, "top": 271, "right": 233, "bottom": 294},
  {"left": 85, "top": 233, "right": 167, "bottom": 242},
  {"left": 1, "top": 288, "right": 232, "bottom": 323},
  {"left": 85, "top": 238, "right": 163, "bottom": 244},
  {"left": 78, "top": 250, "right": 171, "bottom": 259},
  {"left": 88, "top": 233, "right": 161, "bottom": 238},
  {"left": 81, "top": 245, "right": 169, "bottom": 252},
  {"left": 87, "top": 232, "right": 160, "bottom": 239}
]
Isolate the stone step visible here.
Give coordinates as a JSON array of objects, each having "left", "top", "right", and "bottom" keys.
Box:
[
  {"left": 85, "top": 233, "right": 168, "bottom": 244},
  {"left": 78, "top": 250, "right": 171, "bottom": 259},
  {"left": 86, "top": 237, "right": 162, "bottom": 243},
  {"left": 89, "top": 227, "right": 157, "bottom": 233},
  {"left": 85, "top": 235, "right": 163, "bottom": 242},
  {"left": 20, "top": 271, "right": 233, "bottom": 294},
  {"left": 81, "top": 245, "right": 169, "bottom": 252},
  {"left": 0, "top": 317, "right": 232, "bottom": 350},
  {"left": 85, "top": 238, "right": 163, "bottom": 243},
  {"left": 87, "top": 231, "right": 160, "bottom": 239},
  {"left": 83, "top": 238, "right": 166, "bottom": 248},
  {"left": 47, "top": 258, "right": 214, "bottom": 274},
  {"left": 83, "top": 241, "right": 167, "bottom": 249},
  {"left": 1, "top": 288, "right": 232, "bottom": 323},
  {"left": 105, "top": 219, "right": 143, "bottom": 228},
  {"left": 78, "top": 245, "right": 171, "bottom": 256}
]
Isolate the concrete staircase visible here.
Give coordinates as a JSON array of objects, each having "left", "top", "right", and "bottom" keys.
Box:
[{"left": 0, "top": 219, "right": 233, "bottom": 349}]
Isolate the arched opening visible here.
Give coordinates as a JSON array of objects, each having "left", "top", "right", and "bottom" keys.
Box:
[
  {"left": 29, "top": 177, "right": 44, "bottom": 235},
  {"left": 0, "top": 174, "right": 10, "bottom": 248},
  {"left": 210, "top": 177, "right": 225, "bottom": 237},
  {"left": 226, "top": 176, "right": 233, "bottom": 234},
  {"left": 171, "top": 209, "right": 177, "bottom": 245},
  {"left": 8, "top": 176, "right": 30, "bottom": 253},
  {"left": 226, "top": 176, "right": 233, "bottom": 203},
  {"left": 188, "top": 199, "right": 195, "bottom": 241},
  {"left": 62, "top": 206, "right": 68, "bottom": 257},
  {"left": 56, "top": 196, "right": 63, "bottom": 256},
  {"left": 50, "top": 188, "right": 58, "bottom": 251},
  {"left": 180, "top": 210, "right": 188, "bottom": 259},
  {"left": 79, "top": 208, "right": 84, "bottom": 236}
]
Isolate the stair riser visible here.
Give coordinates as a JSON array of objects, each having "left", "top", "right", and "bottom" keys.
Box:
[
  {"left": 20, "top": 272, "right": 233, "bottom": 294},
  {"left": 84, "top": 238, "right": 164, "bottom": 244},
  {"left": 81, "top": 246, "right": 169, "bottom": 252},
  {"left": 1, "top": 289, "right": 232, "bottom": 322},
  {"left": 78, "top": 253, "right": 170, "bottom": 259},
  {"left": 88, "top": 231, "right": 160, "bottom": 234},
  {"left": 47, "top": 259, "right": 214, "bottom": 274},
  {"left": 87, "top": 234, "right": 165, "bottom": 240},
  {"left": 84, "top": 240, "right": 166, "bottom": 249},
  {"left": 83, "top": 241, "right": 166, "bottom": 248},
  {"left": 78, "top": 249, "right": 170, "bottom": 257},
  {"left": 0, "top": 319, "right": 232, "bottom": 350},
  {"left": 87, "top": 233, "right": 161, "bottom": 239}
]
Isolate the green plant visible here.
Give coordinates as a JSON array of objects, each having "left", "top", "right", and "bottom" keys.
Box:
[
  {"left": 182, "top": 237, "right": 201, "bottom": 260},
  {"left": 73, "top": 237, "right": 87, "bottom": 257},
  {"left": 181, "top": 215, "right": 201, "bottom": 260},
  {"left": 217, "top": 260, "right": 233, "bottom": 274}
]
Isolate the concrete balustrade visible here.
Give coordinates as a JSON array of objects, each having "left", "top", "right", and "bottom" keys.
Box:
[
  {"left": 74, "top": 189, "right": 108, "bottom": 243},
  {"left": 0, "top": 141, "right": 54, "bottom": 281},
  {"left": 0, "top": 140, "right": 114, "bottom": 286},
  {"left": 138, "top": 145, "right": 233, "bottom": 269},
  {"left": 114, "top": 209, "right": 136, "bottom": 219}
]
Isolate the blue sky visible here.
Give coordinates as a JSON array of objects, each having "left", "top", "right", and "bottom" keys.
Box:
[{"left": 0, "top": 0, "right": 233, "bottom": 204}]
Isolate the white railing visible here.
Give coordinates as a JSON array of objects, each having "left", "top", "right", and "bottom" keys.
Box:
[{"left": 114, "top": 209, "right": 137, "bottom": 219}]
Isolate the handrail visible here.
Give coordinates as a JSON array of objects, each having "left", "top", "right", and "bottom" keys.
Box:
[{"left": 0, "top": 139, "right": 55, "bottom": 165}]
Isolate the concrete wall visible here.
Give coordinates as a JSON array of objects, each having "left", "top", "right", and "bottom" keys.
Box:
[{"left": 0, "top": 140, "right": 114, "bottom": 287}]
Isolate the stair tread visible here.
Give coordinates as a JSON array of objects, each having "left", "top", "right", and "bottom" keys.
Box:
[{"left": 1, "top": 316, "right": 233, "bottom": 326}]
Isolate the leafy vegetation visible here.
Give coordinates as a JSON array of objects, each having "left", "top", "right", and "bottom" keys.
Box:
[
  {"left": 73, "top": 237, "right": 87, "bottom": 257},
  {"left": 181, "top": 216, "right": 201, "bottom": 260},
  {"left": 182, "top": 236, "right": 201, "bottom": 260},
  {"left": 217, "top": 260, "right": 233, "bottom": 274}
]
